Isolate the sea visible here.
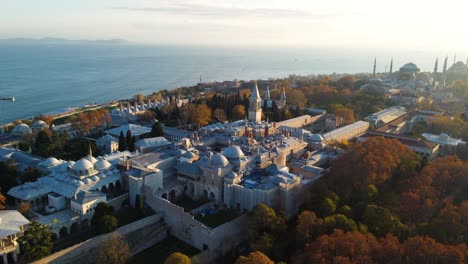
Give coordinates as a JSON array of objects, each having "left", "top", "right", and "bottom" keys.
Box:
[{"left": 0, "top": 43, "right": 460, "bottom": 124}]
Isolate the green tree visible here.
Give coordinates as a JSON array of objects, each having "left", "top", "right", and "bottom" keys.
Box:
[
  {"left": 248, "top": 203, "right": 286, "bottom": 256},
  {"left": 164, "top": 252, "right": 191, "bottom": 264},
  {"left": 118, "top": 131, "right": 126, "bottom": 151},
  {"left": 126, "top": 130, "right": 133, "bottom": 152},
  {"left": 92, "top": 202, "right": 114, "bottom": 226},
  {"left": 34, "top": 130, "right": 51, "bottom": 156},
  {"left": 151, "top": 121, "right": 164, "bottom": 137},
  {"left": 95, "top": 235, "right": 131, "bottom": 264},
  {"left": 97, "top": 215, "right": 118, "bottom": 234},
  {"left": 19, "top": 221, "right": 53, "bottom": 262}
]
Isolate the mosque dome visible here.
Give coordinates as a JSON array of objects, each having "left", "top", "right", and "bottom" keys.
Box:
[
  {"left": 94, "top": 159, "right": 112, "bottom": 171},
  {"left": 40, "top": 157, "right": 60, "bottom": 167},
  {"left": 85, "top": 155, "right": 98, "bottom": 164},
  {"left": 310, "top": 134, "right": 325, "bottom": 142},
  {"left": 210, "top": 153, "right": 230, "bottom": 168},
  {"left": 31, "top": 120, "right": 49, "bottom": 130},
  {"left": 12, "top": 123, "right": 32, "bottom": 136},
  {"left": 71, "top": 159, "right": 94, "bottom": 175},
  {"left": 400, "top": 62, "right": 420, "bottom": 72},
  {"left": 223, "top": 146, "right": 245, "bottom": 159}
]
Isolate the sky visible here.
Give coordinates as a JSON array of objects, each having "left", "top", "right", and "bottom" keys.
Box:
[{"left": 1, "top": 0, "right": 468, "bottom": 53}]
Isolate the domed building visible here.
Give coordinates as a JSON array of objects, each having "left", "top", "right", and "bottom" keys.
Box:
[
  {"left": 71, "top": 158, "right": 97, "bottom": 179},
  {"left": 399, "top": 62, "right": 420, "bottom": 81},
  {"left": 223, "top": 146, "right": 245, "bottom": 160},
  {"left": 31, "top": 120, "right": 49, "bottom": 132},
  {"left": 94, "top": 158, "right": 112, "bottom": 171},
  {"left": 12, "top": 123, "right": 32, "bottom": 136}
]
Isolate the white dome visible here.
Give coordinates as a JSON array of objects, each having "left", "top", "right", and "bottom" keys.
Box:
[
  {"left": 223, "top": 146, "right": 245, "bottom": 159},
  {"left": 40, "top": 157, "right": 60, "bottom": 167},
  {"left": 71, "top": 159, "right": 94, "bottom": 174},
  {"left": 85, "top": 155, "right": 98, "bottom": 164},
  {"left": 12, "top": 123, "right": 32, "bottom": 135},
  {"left": 311, "top": 134, "right": 325, "bottom": 142},
  {"left": 210, "top": 153, "right": 230, "bottom": 168},
  {"left": 94, "top": 159, "right": 112, "bottom": 170},
  {"left": 31, "top": 120, "right": 48, "bottom": 130}
]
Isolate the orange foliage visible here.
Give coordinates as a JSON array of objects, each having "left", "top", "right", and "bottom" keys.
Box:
[{"left": 327, "top": 137, "right": 416, "bottom": 200}]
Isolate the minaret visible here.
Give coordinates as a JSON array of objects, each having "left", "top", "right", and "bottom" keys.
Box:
[
  {"left": 453, "top": 54, "right": 456, "bottom": 66},
  {"left": 389, "top": 57, "right": 393, "bottom": 74},
  {"left": 248, "top": 82, "right": 262, "bottom": 123},
  {"left": 432, "top": 58, "right": 438, "bottom": 89},
  {"left": 279, "top": 86, "right": 286, "bottom": 107},
  {"left": 443, "top": 56, "right": 448, "bottom": 86},
  {"left": 372, "top": 57, "right": 376, "bottom": 78}
]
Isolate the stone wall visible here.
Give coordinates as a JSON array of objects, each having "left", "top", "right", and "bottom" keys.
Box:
[
  {"left": 33, "top": 214, "right": 166, "bottom": 264},
  {"left": 145, "top": 187, "right": 248, "bottom": 262},
  {"left": 107, "top": 193, "right": 129, "bottom": 211}
]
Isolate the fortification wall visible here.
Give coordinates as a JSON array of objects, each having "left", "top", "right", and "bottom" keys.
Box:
[{"left": 33, "top": 214, "right": 166, "bottom": 264}]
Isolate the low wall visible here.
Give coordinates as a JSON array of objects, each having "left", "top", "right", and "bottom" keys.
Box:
[
  {"left": 33, "top": 214, "right": 167, "bottom": 264},
  {"left": 108, "top": 193, "right": 129, "bottom": 211},
  {"left": 145, "top": 187, "right": 248, "bottom": 262}
]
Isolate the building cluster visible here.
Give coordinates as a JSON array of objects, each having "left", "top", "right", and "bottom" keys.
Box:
[{"left": 1, "top": 68, "right": 466, "bottom": 262}]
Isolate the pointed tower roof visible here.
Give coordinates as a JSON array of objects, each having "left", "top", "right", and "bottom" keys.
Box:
[
  {"left": 280, "top": 86, "right": 286, "bottom": 101},
  {"left": 434, "top": 58, "right": 438, "bottom": 73},
  {"left": 265, "top": 85, "right": 270, "bottom": 100},
  {"left": 250, "top": 82, "right": 261, "bottom": 100},
  {"left": 389, "top": 57, "right": 393, "bottom": 74}
]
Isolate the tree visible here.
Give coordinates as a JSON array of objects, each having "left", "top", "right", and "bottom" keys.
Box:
[
  {"left": 192, "top": 104, "right": 212, "bottom": 128},
  {"left": 335, "top": 107, "right": 355, "bottom": 124},
  {"left": 248, "top": 203, "right": 286, "bottom": 256},
  {"left": 164, "top": 252, "right": 191, "bottom": 264},
  {"left": 213, "top": 108, "right": 227, "bottom": 123},
  {"left": 235, "top": 251, "right": 274, "bottom": 264},
  {"left": 95, "top": 235, "right": 131, "bottom": 264},
  {"left": 296, "top": 211, "right": 323, "bottom": 245},
  {"left": 19, "top": 221, "right": 54, "bottom": 262},
  {"left": 97, "top": 215, "right": 119, "bottom": 234},
  {"left": 286, "top": 89, "right": 307, "bottom": 108},
  {"left": 18, "top": 201, "right": 30, "bottom": 215},
  {"left": 232, "top": 105, "right": 246, "bottom": 120},
  {"left": 151, "top": 121, "right": 164, "bottom": 137},
  {"left": 0, "top": 192, "right": 5, "bottom": 209},
  {"left": 118, "top": 131, "right": 126, "bottom": 151},
  {"left": 126, "top": 130, "right": 133, "bottom": 152},
  {"left": 92, "top": 202, "right": 114, "bottom": 226},
  {"left": 34, "top": 130, "right": 52, "bottom": 157}
]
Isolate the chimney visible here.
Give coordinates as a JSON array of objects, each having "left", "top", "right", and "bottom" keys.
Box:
[{"left": 126, "top": 160, "right": 131, "bottom": 171}]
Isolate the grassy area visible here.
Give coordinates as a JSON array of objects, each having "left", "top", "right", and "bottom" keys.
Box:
[
  {"left": 131, "top": 236, "right": 200, "bottom": 264},
  {"left": 195, "top": 209, "right": 240, "bottom": 228},
  {"left": 173, "top": 197, "right": 210, "bottom": 212}
]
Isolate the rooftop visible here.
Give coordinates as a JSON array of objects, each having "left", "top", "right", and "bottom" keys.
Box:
[
  {"left": 105, "top": 124, "right": 151, "bottom": 137},
  {"left": 0, "top": 210, "right": 30, "bottom": 239}
]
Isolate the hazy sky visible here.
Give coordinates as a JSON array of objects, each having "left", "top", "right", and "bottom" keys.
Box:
[{"left": 2, "top": 0, "right": 468, "bottom": 52}]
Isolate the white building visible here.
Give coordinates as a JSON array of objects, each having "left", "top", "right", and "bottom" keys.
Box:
[
  {"left": 0, "top": 211, "right": 29, "bottom": 264},
  {"left": 366, "top": 106, "right": 407, "bottom": 127},
  {"left": 322, "top": 121, "right": 370, "bottom": 142}
]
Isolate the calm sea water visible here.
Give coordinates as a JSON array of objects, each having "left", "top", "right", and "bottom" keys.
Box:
[{"left": 0, "top": 43, "right": 453, "bottom": 124}]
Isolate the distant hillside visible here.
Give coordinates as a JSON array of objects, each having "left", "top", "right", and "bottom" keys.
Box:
[{"left": 0, "top": 37, "right": 129, "bottom": 45}]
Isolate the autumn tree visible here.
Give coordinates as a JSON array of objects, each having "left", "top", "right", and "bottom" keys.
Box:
[
  {"left": 164, "top": 252, "right": 191, "bottom": 264},
  {"left": 213, "top": 108, "right": 227, "bottom": 123},
  {"left": 95, "top": 235, "right": 131, "bottom": 264},
  {"left": 232, "top": 104, "right": 246, "bottom": 120},
  {"left": 327, "top": 137, "right": 417, "bottom": 202},
  {"left": 335, "top": 107, "right": 355, "bottom": 124},
  {"left": 192, "top": 104, "right": 212, "bottom": 128},
  {"left": 286, "top": 89, "right": 307, "bottom": 108},
  {"left": 296, "top": 211, "right": 323, "bottom": 246},
  {"left": 235, "top": 251, "right": 274, "bottom": 264},
  {"left": 0, "top": 192, "right": 6, "bottom": 209}
]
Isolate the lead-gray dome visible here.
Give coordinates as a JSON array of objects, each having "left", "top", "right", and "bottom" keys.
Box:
[
  {"left": 210, "top": 153, "right": 230, "bottom": 168},
  {"left": 400, "top": 62, "right": 420, "bottom": 72},
  {"left": 71, "top": 159, "right": 95, "bottom": 175},
  {"left": 31, "top": 120, "right": 49, "bottom": 130},
  {"left": 12, "top": 123, "right": 32, "bottom": 135},
  {"left": 311, "top": 134, "right": 325, "bottom": 142},
  {"left": 94, "top": 159, "right": 112, "bottom": 170},
  {"left": 223, "top": 146, "right": 245, "bottom": 159}
]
